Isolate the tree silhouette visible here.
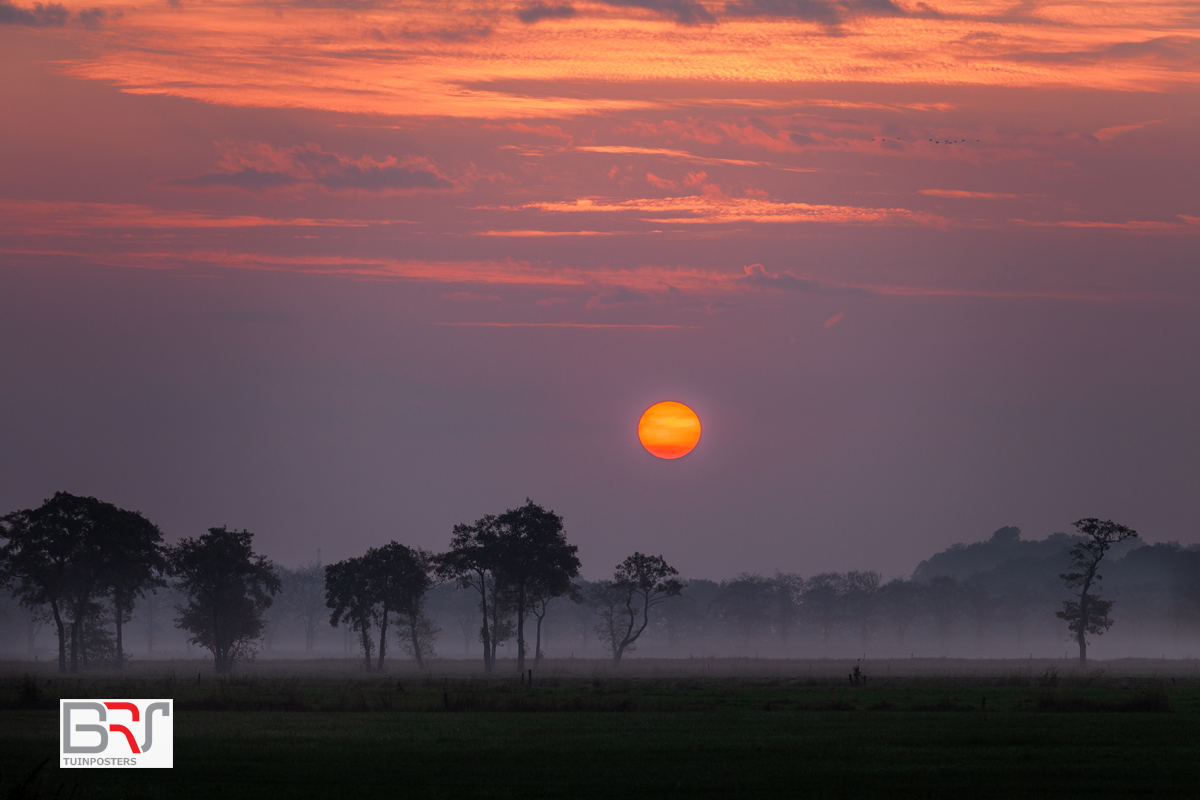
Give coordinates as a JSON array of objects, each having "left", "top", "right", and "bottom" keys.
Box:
[
  {"left": 924, "top": 575, "right": 964, "bottom": 651},
  {"left": 802, "top": 573, "right": 845, "bottom": 650},
  {"left": 771, "top": 572, "right": 804, "bottom": 650},
  {"left": 367, "top": 542, "right": 439, "bottom": 669},
  {"left": 1056, "top": 518, "right": 1137, "bottom": 667},
  {"left": 843, "top": 570, "right": 883, "bottom": 653},
  {"left": 494, "top": 500, "right": 580, "bottom": 673},
  {"left": 325, "top": 555, "right": 378, "bottom": 671},
  {"left": 170, "top": 526, "right": 280, "bottom": 673},
  {"left": 1, "top": 494, "right": 86, "bottom": 672},
  {"left": 529, "top": 575, "right": 580, "bottom": 668},
  {"left": 714, "top": 573, "right": 773, "bottom": 648},
  {"left": 591, "top": 552, "right": 683, "bottom": 666},
  {"left": 1, "top": 492, "right": 163, "bottom": 672},
  {"left": 99, "top": 505, "right": 166, "bottom": 668},
  {"left": 438, "top": 515, "right": 502, "bottom": 672},
  {"left": 880, "top": 578, "right": 922, "bottom": 650}
]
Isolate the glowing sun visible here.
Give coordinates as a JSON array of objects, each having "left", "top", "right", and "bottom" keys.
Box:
[{"left": 638, "top": 401, "right": 702, "bottom": 459}]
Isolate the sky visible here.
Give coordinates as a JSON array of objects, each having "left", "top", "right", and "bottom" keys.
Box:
[{"left": 1, "top": 0, "right": 1198, "bottom": 579}]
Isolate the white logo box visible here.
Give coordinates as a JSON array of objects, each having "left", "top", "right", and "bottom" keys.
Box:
[{"left": 59, "top": 699, "right": 173, "bottom": 769}]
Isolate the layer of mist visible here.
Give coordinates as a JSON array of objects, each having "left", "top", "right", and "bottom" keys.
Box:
[{"left": 2, "top": 527, "right": 1197, "bottom": 663}]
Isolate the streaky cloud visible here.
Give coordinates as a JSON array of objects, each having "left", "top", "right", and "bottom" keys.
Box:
[
  {"left": 0, "top": 0, "right": 113, "bottom": 26},
  {"left": 516, "top": 2, "right": 577, "bottom": 23},
  {"left": 596, "top": 0, "right": 715, "bottom": 25},
  {"left": 723, "top": 0, "right": 905, "bottom": 25},
  {"left": 1000, "top": 35, "right": 1200, "bottom": 66},
  {"left": 164, "top": 142, "right": 454, "bottom": 194}
]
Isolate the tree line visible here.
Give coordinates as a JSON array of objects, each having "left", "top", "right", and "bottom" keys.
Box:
[
  {"left": 0, "top": 492, "right": 279, "bottom": 673},
  {"left": 0, "top": 491, "right": 1160, "bottom": 671},
  {"left": 0, "top": 493, "right": 685, "bottom": 672}
]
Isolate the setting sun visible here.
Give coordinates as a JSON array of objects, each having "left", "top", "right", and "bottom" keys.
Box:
[{"left": 638, "top": 401, "right": 701, "bottom": 460}]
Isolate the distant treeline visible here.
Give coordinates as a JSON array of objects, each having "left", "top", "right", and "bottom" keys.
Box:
[{"left": 3, "top": 493, "right": 1197, "bottom": 671}]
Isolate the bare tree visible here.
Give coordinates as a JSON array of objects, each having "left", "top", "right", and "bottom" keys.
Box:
[
  {"left": 591, "top": 553, "right": 683, "bottom": 666},
  {"left": 1056, "top": 518, "right": 1137, "bottom": 667}
]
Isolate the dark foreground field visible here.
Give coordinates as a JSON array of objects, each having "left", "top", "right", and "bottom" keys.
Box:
[{"left": 4, "top": 658, "right": 1200, "bottom": 799}]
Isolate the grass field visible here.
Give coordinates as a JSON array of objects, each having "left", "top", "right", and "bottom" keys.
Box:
[{"left": 3, "top": 658, "right": 1200, "bottom": 799}]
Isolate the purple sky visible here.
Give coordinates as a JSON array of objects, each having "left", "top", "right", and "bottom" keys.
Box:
[{"left": 2, "top": 0, "right": 1199, "bottom": 578}]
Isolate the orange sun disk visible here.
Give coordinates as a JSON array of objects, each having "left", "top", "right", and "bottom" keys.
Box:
[{"left": 638, "top": 401, "right": 702, "bottom": 459}]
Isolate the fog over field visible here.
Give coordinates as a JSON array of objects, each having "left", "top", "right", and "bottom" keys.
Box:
[{"left": 4, "top": 524, "right": 1195, "bottom": 665}]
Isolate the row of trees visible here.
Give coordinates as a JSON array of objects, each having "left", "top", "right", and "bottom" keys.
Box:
[
  {"left": 324, "top": 500, "right": 684, "bottom": 669},
  {"left": 597, "top": 522, "right": 1140, "bottom": 667},
  {"left": 0, "top": 492, "right": 165, "bottom": 671},
  {"left": 0, "top": 493, "right": 685, "bottom": 672},
  {"left": 325, "top": 543, "right": 437, "bottom": 671},
  {"left": 0, "top": 492, "right": 279, "bottom": 673},
  {"left": 1, "top": 492, "right": 1147, "bottom": 671}
]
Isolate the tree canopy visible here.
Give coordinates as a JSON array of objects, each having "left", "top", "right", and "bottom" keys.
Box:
[{"left": 169, "top": 526, "right": 280, "bottom": 673}]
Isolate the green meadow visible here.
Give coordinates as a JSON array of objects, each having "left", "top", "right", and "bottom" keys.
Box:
[{"left": 4, "top": 658, "right": 1200, "bottom": 799}]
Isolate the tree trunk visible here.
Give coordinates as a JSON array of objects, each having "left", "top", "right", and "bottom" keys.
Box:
[
  {"left": 516, "top": 591, "right": 526, "bottom": 674},
  {"left": 377, "top": 608, "right": 388, "bottom": 672},
  {"left": 612, "top": 605, "right": 634, "bottom": 667},
  {"left": 410, "top": 613, "right": 424, "bottom": 669},
  {"left": 534, "top": 614, "right": 543, "bottom": 669},
  {"left": 488, "top": 595, "right": 503, "bottom": 669},
  {"left": 1078, "top": 579, "right": 1092, "bottom": 669},
  {"left": 147, "top": 595, "right": 156, "bottom": 655},
  {"left": 52, "top": 604, "right": 67, "bottom": 673},
  {"left": 70, "top": 616, "right": 80, "bottom": 673},
  {"left": 114, "top": 595, "right": 124, "bottom": 670},
  {"left": 360, "top": 625, "right": 373, "bottom": 672},
  {"left": 478, "top": 573, "right": 492, "bottom": 674}
]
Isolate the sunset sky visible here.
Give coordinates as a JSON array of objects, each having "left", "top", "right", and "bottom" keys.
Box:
[{"left": 1, "top": 0, "right": 1198, "bottom": 577}]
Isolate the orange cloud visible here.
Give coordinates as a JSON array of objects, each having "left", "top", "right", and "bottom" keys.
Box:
[
  {"left": 646, "top": 172, "right": 677, "bottom": 189},
  {"left": 921, "top": 190, "right": 1039, "bottom": 200},
  {"left": 576, "top": 144, "right": 815, "bottom": 170},
  {"left": 1011, "top": 219, "right": 1199, "bottom": 231},
  {"left": 522, "top": 193, "right": 936, "bottom": 225},
  {"left": 51, "top": 0, "right": 1200, "bottom": 121},
  {"left": 0, "top": 199, "right": 386, "bottom": 235}
]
